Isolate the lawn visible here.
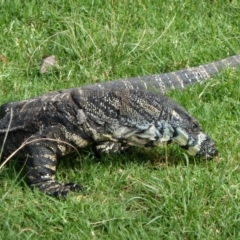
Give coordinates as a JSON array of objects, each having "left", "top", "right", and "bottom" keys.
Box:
[{"left": 1, "top": 0, "right": 240, "bottom": 239}]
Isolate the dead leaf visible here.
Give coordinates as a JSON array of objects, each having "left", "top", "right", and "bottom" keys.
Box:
[
  {"left": 0, "top": 54, "right": 8, "bottom": 63},
  {"left": 40, "top": 55, "right": 58, "bottom": 73}
]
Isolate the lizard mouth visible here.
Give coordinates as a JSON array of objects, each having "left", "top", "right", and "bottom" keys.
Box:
[
  {"left": 185, "top": 135, "right": 218, "bottom": 160},
  {"left": 195, "top": 140, "right": 218, "bottom": 160},
  {"left": 174, "top": 129, "right": 218, "bottom": 160}
]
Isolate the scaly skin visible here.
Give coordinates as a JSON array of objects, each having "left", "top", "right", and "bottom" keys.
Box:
[
  {"left": 0, "top": 88, "right": 217, "bottom": 197},
  {"left": 82, "top": 54, "right": 240, "bottom": 94}
]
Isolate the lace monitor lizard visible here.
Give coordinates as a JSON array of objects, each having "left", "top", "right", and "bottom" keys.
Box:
[{"left": 0, "top": 54, "right": 239, "bottom": 197}]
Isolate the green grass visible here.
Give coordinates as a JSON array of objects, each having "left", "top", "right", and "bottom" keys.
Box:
[{"left": 1, "top": 0, "right": 240, "bottom": 239}]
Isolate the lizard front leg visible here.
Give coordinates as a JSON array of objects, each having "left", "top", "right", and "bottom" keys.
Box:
[
  {"left": 95, "top": 141, "right": 130, "bottom": 154},
  {"left": 24, "top": 125, "right": 84, "bottom": 197}
]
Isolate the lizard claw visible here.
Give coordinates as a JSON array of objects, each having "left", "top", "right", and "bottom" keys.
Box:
[
  {"left": 54, "top": 182, "right": 84, "bottom": 198},
  {"left": 64, "top": 182, "right": 84, "bottom": 192},
  {"left": 31, "top": 180, "right": 84, "bottom": 198}
]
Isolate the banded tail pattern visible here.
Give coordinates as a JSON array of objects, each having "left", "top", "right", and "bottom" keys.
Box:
[{"left": 82, "top": 54, "right": 240, "bottom": 94}]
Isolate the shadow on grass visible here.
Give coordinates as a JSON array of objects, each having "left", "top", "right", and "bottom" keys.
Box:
[{"left": 0, "top": 143, "right": 208, "bottom": 199}]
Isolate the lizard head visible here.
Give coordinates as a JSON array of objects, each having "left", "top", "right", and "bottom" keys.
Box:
[{"left": 168, "top": 106, "right": 218, "bottom": 160}]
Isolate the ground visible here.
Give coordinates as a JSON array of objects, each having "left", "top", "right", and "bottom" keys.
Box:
[{"left": 0, "top": 0, "right": 240, "bottom": 239}]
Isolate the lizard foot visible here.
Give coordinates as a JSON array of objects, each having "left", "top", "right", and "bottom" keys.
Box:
[{"left": 31, "top": 180, "right": 84, "bottom": 198}]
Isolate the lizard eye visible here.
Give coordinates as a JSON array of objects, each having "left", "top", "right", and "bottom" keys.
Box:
[{"left": 192, "top": 122, "right": 200, "bottom": 132}]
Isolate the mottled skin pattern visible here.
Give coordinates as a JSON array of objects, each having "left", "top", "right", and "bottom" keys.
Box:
[
  {"left": 0, "top": 88, "right": 217, "bottom": 197},
  {"left": 85, "top": 54, "right": 240, "bottom": 94},
  {"left": 1, "top": 54, "right": 239, "bottom": 197}
]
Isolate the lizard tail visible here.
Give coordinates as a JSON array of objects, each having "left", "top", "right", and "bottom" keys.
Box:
[{"left": 82, "top": 54, "right": 240, "bottom": 94}]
